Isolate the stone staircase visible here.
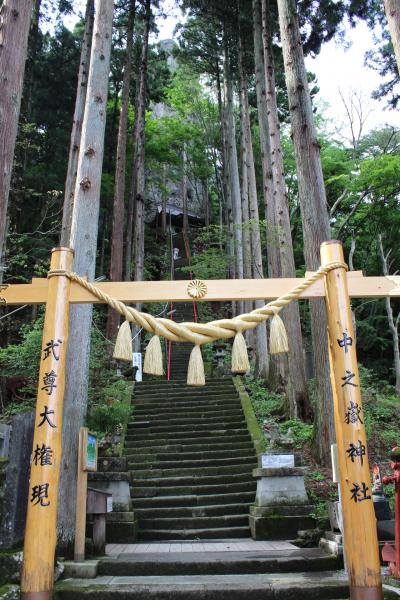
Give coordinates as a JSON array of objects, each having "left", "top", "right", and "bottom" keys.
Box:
[
  {"left": 56, "top": 235, "right": 353, "bottom": 598},
  {"left": 125, "top": 374, "right": 258, "bottom": 540}
]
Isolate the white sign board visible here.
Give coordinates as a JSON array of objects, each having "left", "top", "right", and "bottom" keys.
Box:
[
  {"left": 133, "top": 352, "right": 142, "bottom": 382},
  {"left": 106, "top": 496, "right": 113, "bottom": 513},
  {"left": 261, "top": 454, "right": 295, "bottom": 468}
]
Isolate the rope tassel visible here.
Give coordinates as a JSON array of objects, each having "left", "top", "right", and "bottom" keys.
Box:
[
  {"left": 187, "top": 345, "right": 205, "bottom": 386},
  {"left": 143, "top": 335, "right": 164, "bottom": 376},
  {"left": 231, "top": 331, "right": 250, "bottom": 373},
  {"left": 269, "top": 309, "right": 289, "bottom": 355},
  {"left": 113, "top": 320, "right": 133, "bottom": 362}
]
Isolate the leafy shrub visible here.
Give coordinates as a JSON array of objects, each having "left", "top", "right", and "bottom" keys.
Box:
[
  {"left": 244, "top": 376, "right": 286, "bottom": 424},
  {"left": 280, "top": 419, "right": 314, "bottom": 447},
  {"left": 88, "top": 395, "right": 132, "bottom": 435},
  {"left": 87, "top": 374, "right": 133, "bottom": 435},
  {"left": 0, "top": 315, "right": 44, "bottom": 381}
]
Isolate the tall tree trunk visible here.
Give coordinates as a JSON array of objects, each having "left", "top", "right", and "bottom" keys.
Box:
[
  {"left": 161, "top": 163, "right": 167, "bottom": 232},
  {"left": 252, "top": 0, "right": 277, "bottom": 275},
  {"left": 182, "top": 146, "right": 189, "bottom": 233},
  {"left": 60, "top": 0, "right": 95, "bottom": 246},
  {"left": 222, "top": 37, "right": 235, "bottom": 285},
  {"left": 0, "top": 0, "right": 33, "bottom": 282},
  {"left": 378, "top": 235, "right": 400, "bottom": 396},
  {"left": 204, "top": 179, "right": 210, "bottom": 227},
  {"left": 260, "top": 0, "right": 309, "bottom": 418},
  {"left": 277, "top": 0, "right": 333, "bottom": 461},
  {"left": 21, "top": 0, "right": 42, "bottom": 122},
  {"left": 238, "top": 30, "right": 269, "bottom": 379},
  {"left": 224, "top": 43, "right": 243, "bottom": 287},
  {"left": 125, "top": 0, "right": 151, "bottom": 282},
  {"left": 253, "top": 0, "right": 287, "bottom": 391},
  {"left": 240, "top": 107, "right": 254, "bottom": 346},
  {"left": 57, "top": 0, "right": 114, "bottom": 547},
  {"left": 216, "top": 60, "right": 230, "bottom": 240},
  {"left": 131, "top": 0, "right": 151, "bottom": 352},
  {"left": 106, "top": 0, "right": 135, "bottom": 341},
  {"left": 384, "top": 0, "right": 400, "bottom": 74}
]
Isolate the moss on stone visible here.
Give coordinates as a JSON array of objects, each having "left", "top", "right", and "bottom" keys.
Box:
[{"left": 233, "top": 376, "right": 266, "bottom": 456}]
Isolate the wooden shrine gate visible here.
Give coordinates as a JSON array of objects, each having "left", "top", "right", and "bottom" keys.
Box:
[{"left": 2, "top": 240, "right": 398, "bottom": 600}]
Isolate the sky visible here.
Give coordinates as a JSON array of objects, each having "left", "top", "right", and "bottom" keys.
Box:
[
  {"left": 153, "top": 6, "right": 398, "bottom": 139},
  {"left": 304, "top": 21, "right": 398, "bottom": 139},
  {"left": 64, "top": 2, "right": 398, "bottom": 140}
]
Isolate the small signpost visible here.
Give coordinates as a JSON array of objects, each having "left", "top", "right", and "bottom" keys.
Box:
[
  {"left": 261, "top": 454, "right": 295, "bottom": 469},
  {"left": 133, "top": 352, "right": 142, "bottom": 382},
  {"left": 84, "top": 431, "right": 98, "bottom": 472},
  {"left": 74, "top": 427, "right": 97, "bottom": 562}
]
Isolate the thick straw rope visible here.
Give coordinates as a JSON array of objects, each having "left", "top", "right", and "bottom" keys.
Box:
[{"left": 47, "top": 261, "right": 347, "bottom": 345}]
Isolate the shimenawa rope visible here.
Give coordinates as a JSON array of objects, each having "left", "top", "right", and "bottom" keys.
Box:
[{"left": 48, "top": 261, "right": 347, "bottom": 385}]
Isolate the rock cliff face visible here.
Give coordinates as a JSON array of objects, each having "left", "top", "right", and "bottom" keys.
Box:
[{"left": 145, "top": 41, "right": 206, "bottom": 226}]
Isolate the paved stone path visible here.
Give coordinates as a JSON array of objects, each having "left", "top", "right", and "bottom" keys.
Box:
[{"left": 106, "top": 539, "right": 297, "bottom": 556}]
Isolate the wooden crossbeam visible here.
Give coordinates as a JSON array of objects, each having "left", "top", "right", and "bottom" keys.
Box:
[{"left": 0, "top": 272, "right": 398, "bottom": 305}]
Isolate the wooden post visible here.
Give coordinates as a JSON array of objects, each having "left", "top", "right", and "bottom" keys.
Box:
[
  {"left": 321, "top": 241, "right": 383, "bottom": 600},
  {"left": 92, "top": 514, "right": 106, "bottom": 556},
  {"left": 21, "top": 248, "right": 74, "bottom": 600},
  {"left": 74, "top": 428, "right": 89, "bottom": 562}
]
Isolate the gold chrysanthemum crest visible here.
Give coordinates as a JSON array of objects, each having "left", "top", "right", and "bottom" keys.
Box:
[{"left": 187, "top": 279, "right": 207, "bottom": 299}]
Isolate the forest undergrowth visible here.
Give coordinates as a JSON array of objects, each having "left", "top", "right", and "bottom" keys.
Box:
[{"left": 244, "top": 367, "right": 398, "bottom": 523}]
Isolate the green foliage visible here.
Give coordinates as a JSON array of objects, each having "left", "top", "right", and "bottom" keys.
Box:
[
  {"left": 244, "top": 376, "right": 286, "bottom": 425},
  {"left": 87, "top": 379, "right": 132, "bottom": 436},
  {"left": 0, "top": 310, "right": 133, "bottom": 435},
  {"left": 358, "top": 366, "right": 399, "bottom": 461},
  {"left": 279, "top": 419, "right": 314, "bottom": 448},
  {"left": 178, "top": 226, "right": 229, "bottom": 280},
  {"left": 0, "top": 316, "right": 43, "bottom": 381},
  {"left": 2, "top": 399, "right": 36, "bottom": 420}
]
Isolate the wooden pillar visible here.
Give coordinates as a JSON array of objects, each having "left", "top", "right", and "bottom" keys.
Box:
[
  {"left": 21, "top": 247, "right": 74, "bottom": 600},
  {"left": 321, "top": 241, "right": 383, "bottom": 600}
]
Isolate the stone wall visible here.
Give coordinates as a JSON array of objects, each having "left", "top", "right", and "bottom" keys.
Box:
[{"left": 0, "top": 412, "right": 34, "bottom": 549}]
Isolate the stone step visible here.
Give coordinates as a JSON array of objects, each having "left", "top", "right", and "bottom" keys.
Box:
[
  {"left": 134, "top": 381, "right": 236, "bottom": 389},
  {"left": 135, "top": 383, "right": 235, "bottom": 393},
  {"left": 250, "top": 514, "right": 316, "bottom": 541},
  {"left": 132, "top": 483, "right": 255, "bottom": 499},
  {"left": 130, "top": 413, "right": 244, "bottom": 424},
  {"left": 135, "top": 383, "right": 236, "bottom": 392},
  {"left": 124, "top": 449, "right": 255, "bottom": 462},
  {"left": 130, "top": 462, "right": 256, "bottom": 479},
  {"left": 125, "top": 427, "right": 249, "bottom": 442},
  {"left": 97, "top": 548, "right": 342, "bottom": 577},
  {"left": 134, "top": 382, "right": 236, "bottom": 391},
  {"left": 124, "top": 434, "right": 252, "bottom": 449},
  {"left": 124, "top": 441, "right": 255, "bottom": 454},
  {"left": 126, "top": 416, "right": 246, "bottom": 431},
  {"left": 135, "top": 503, "right": 251, "bottom": 519},
  {"left": 132, "top": 491, "right": 256, "bottom": 508},
  {"left": 139, "top": 526, "right": 251, "bottom": 540},
  {"left": 104, "top": 512, "right": 135, "bottom": 522},
  {"left": 86, "top": 521, "right": 137, "bottom": 544},
  {"left": 131, "top": 471, "right": 255, "bottom": 489},
  {"left": 131, "top": 481, "right": 256, "bottom": 505},
  {"left": 128, "top": 456, "right": 256, "bottom": 471},
  {"left": 138, "top": 514, "right": 249, "bottom": 531},
  {"left": 55, "top": 571, "right": 349, "bottom": 599},
  {"left": 132, "top": 407, "right": 243, "bottom": 419},
  {"left": 132, "top": 399, "right": 241, "bottom": 411},
  {"left": 133, "top": 394, "right": 239, "bottom": 405},
  {"left": 134, "top": 380, "right": 235, "bottom": 391}
]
